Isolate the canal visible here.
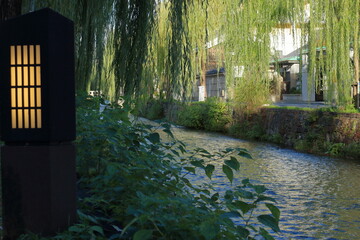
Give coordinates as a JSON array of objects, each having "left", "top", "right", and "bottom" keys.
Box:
[{"left": 159, "top": 124, "right": 360, "bottom": 239}]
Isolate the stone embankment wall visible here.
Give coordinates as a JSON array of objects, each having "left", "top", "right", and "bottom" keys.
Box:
[
  {"left": 260, "top": 108, "right": 360, "bottom": 147},
  {"left": 160, "top": 101, "right": 359, "bottom": 158}
]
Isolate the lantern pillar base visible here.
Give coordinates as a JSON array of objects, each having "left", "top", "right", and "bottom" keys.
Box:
[{"left": 1, "top": 143, "right": 77, "bottom": 239}]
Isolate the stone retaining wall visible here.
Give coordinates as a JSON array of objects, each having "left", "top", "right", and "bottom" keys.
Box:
[{"left": 260, "top": 108, "right": 360, "bottom": 147}]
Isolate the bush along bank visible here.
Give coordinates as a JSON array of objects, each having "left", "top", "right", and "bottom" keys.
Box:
[
  {"left": 176, "top": 97, "right": 232, "bottom": 132},
  {"left": 229, "top": 108, "right": 360, "bottom": 160},
  {"left": 145, "top": 98, "right": 360, "bottom": 160},
  {"left": 18, "top": 95, "right": 281, "bottom": 240},
  {"left": 136, "top": 97, "right": 232, "bottom": 132}
]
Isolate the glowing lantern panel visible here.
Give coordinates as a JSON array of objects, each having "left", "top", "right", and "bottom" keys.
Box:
[
  {"left": 0, "top": 8, "right": 75, "bottom": 143},
  {"left": 10, "top": 45, "right": 42, "bottom": 129}
]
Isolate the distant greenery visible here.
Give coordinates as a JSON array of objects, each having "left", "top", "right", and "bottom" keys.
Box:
[
  {"left": 138, "top": 98, "right": 359, "bottom": 160},
  {"left": 288, "top": 88, "right": 301, "bottom": 94},
  {"left": 20, "top": 0, "right": 360, "bottom": 110},
  {"left": 135, "top": 98, "right": 167, "bottom": 120},
  {"left": 229, "top": 106, "right": 360, "bottom": 160},
  {"left": 177, "top": 97, "right": 232, "bottom": 132},
  {"left": 19, "top": 96, "right": 281, "bottom": 240},
  {"left": 266, "top": 105, "right": 360, "bottom": 114}
]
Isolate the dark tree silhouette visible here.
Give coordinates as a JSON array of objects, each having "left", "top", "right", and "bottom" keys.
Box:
[{"left": 0, "top": 0, "right": 22, "bottom": 21}]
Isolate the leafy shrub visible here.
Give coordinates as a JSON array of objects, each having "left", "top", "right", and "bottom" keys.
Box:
[
  {"left": 228, "top": 120, "right": 266, "bottom": 141},
  {"left": 177, "top": 97, "right": 231, "bottom": 132},
  {"left": 135, "top": 98, "right": 166, "bottom": 120},
  {"left": 339, "top": 142, "right": 360, "bottom": 159},
  {"left": 289, "top": 87, "right": 301, "bottom": 94},
  {"left": 294, "top": 139, "right": 311, "bottom": 152},
  {"left": 177, "top": 101, "right": 206, "bottom": 129},
  {"left": 325, "top": 142, "right": 346, "bottom": 156},
  {"left": 203, "top": 97, "right": 232, "bottom": 132},
  {"left": 266, "top": 133, "right": 283, "bottom": 145},
  {"left": 322, "top": 141, "right": 360, "bottom": 159},
  {"left": 19, "top": 95, "right": 281, "bottom": 239},
  {"left": 145, "top": 99, "right": 165, "bottom": 120}
]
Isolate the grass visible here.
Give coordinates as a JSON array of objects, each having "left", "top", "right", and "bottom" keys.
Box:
[{"left": 265, "top": 105, "right": 360, "bottom": 114}]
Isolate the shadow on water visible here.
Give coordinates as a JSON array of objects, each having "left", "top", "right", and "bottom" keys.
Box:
[{"left": 158, "top": 123, "right": 360, "bottom": 240}]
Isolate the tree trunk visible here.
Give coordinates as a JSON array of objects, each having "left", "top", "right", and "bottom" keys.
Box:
[{"left": 0, "top": 0, "right": 22, "bottom": 21}]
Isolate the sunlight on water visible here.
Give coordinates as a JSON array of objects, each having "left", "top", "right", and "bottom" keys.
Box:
[{"left": 161, "top": 125, "right": 360, "bottom": 239}]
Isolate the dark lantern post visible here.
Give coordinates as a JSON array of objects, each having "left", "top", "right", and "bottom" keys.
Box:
[{"left": 0, "top": 8, "right": 76, "bottom": 239}]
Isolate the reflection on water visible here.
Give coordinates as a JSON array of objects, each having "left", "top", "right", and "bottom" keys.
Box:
[{"left": 165, "top": 126, "right": 360, "bottom": 239}]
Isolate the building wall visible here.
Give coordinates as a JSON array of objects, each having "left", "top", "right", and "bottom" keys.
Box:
[
  {"left": 206, "top": 74, "right": 226, "bottom": 99},
  {"left": 193, "top": 73, "right": 226, "bottom": 101},
  {"left": 270, "top": 27, "right": 301, "bottom": 58}
]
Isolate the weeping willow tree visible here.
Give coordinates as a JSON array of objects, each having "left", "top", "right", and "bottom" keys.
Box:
[
  {"left": 112, "top": 0, "right": 157, "bottom": 100},
  {"left": 143, "top": 1, "right": 193, "bottom": 102},
  {"left": 306, "top": 0, "right": 360, "bottom": 107},
  {"left": 186, "top": 0, "right": 226, "bottom": 99},
  {"left": 22, "top": 0, "right": 114, "bottom": 95},
  {"left": 145, "top": 0, "right": 225, "bottom": 102},
  {"left": 21, "top": 0, "right": 159, "bottom": 102},
  {"left": 21, "top": 0, "right": 191, "bottom": 103},
  {"left": 221, "top": 0, "right": 289, "bottom": 112},
  {"left": 18, "top": 0, "right": 360, "bottom": 109},
  {"left": 193, "top": 0, "right": 359, "bottom": 110}
]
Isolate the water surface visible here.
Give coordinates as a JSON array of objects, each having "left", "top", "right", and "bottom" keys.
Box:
[{"left": 165, "top": 125, "right": 360, "bottom": 239}]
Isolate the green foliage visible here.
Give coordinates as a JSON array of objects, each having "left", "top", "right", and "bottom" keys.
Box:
[
  {"left": 266, "top": 133, "right": 284, "bottom": 145},
  {"left": 306, "top": 0, "right": 359, "bottom": 107},
  {"left": 21, "top": 0, "right": 360, "bottom": 109},
  {"left": 289, "top": 87, "right": 301, "bottom": 94},
  {"left": 75, "top": 94, "right": 131, "bottom": 176},
  {"left": 266, "top": 105, "right": 360, "bottom": 114},
  {"left": 265, "top": 106, "right": 316, "bottom": 112},
  {"left": 339, "top": 142, "right": 360, "bottom": 159},
  {"left": 177, "top": 101, "right": 206, "bottom": 129},
  {"left": 177, "top": 97, "right": 231, "bottom": 132},
  {"left": 228, "top": 120, "right": 266, "bottom": 141},
  {"left": 223, "top": 179, "right": 281, "bottom": 239},
  {"left": 135, "top": 98, "right": 166, "bottom": 120},
  {"left": 325, "top": 142, "right": 346, "bottom": 156},
  {"left": 295, "top": 139, "right": 360, "bottom": 160},
  {"left": 20, "top": 96, "right": 281, "bottom": 239},
  {"left": 203, "top": 98, "right": 232, "bottom": 132},
  {"left": 228, "top": 108, "right": 360, "bottom": 160}
]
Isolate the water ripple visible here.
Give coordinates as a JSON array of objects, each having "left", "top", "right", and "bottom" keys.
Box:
[{"left": 153, "top": 124, "right": 360, "bottom": 239}]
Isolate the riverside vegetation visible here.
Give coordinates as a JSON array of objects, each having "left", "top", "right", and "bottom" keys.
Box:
[
  {"left": 138, "top": 98, "right": 360, "bottom": 160},
  {"left": 18, "top": 95, "right": 281, "bottom": 240},
  {"left": 20, "top": 0, "right": 360, "bottom": 109}
]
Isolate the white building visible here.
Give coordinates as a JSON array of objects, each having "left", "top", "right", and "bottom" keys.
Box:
[{"left": 270, "top": 26, "right": 302, "bottom": 95}]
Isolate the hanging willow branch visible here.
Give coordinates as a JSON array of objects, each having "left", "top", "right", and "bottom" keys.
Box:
[
  {"left": 306, "top": 0, "right": 358, "bottom": 107},
  {"left": 19, "top": 0, "right": 360, "bottom": 108},
  {"left": 113, "top": 0, "right": 157, "bottom": 100}
]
